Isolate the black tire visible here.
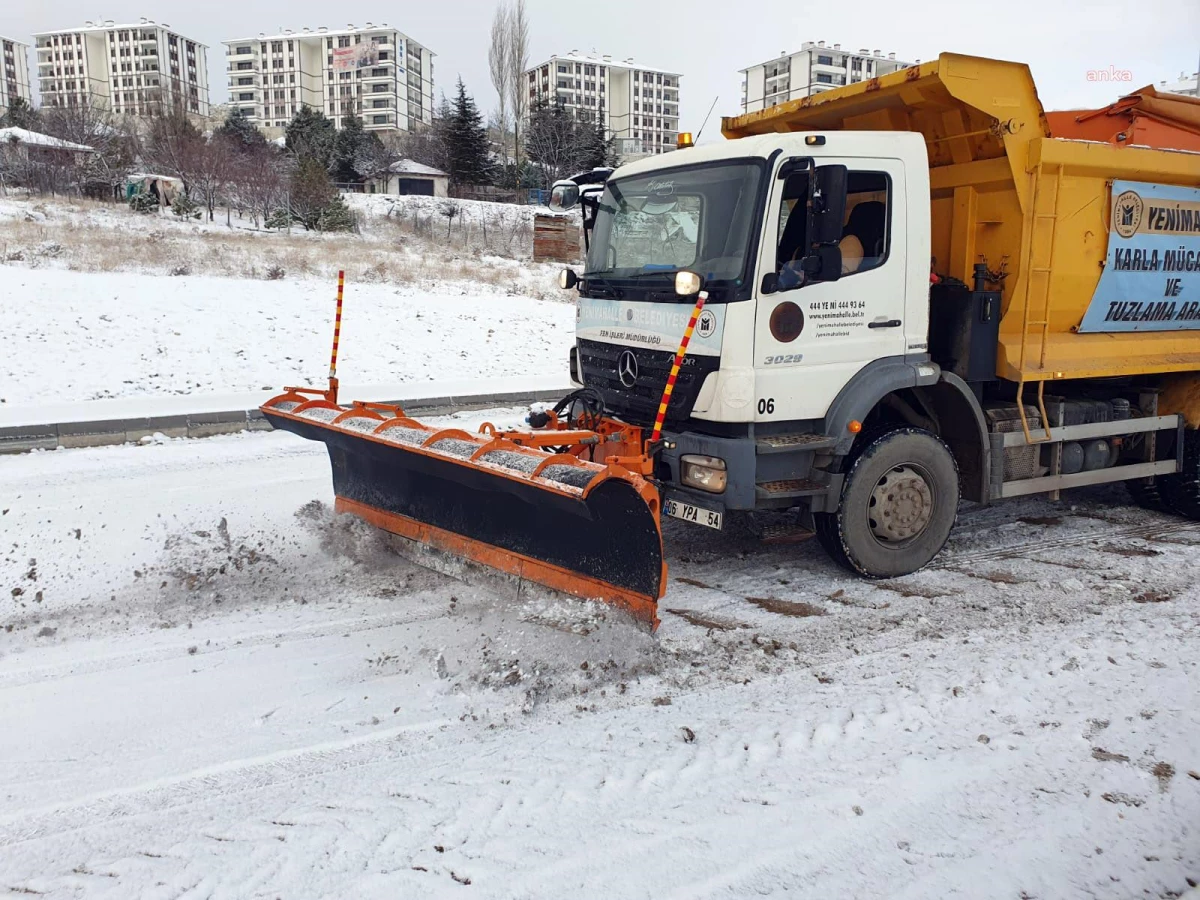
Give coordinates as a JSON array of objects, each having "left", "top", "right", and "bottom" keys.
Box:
[
  {"left": 1158, "top": 429, "right": 1200, "bottom": 519},
  {"left": 1127, "top": 477, "right": 1170, "bottom": 513},
  {"left": 820, "top": 427, "right": 959, "bottom": 578},
  {"left": 813, "top": 508, "right": 851, "bottom": 569}
]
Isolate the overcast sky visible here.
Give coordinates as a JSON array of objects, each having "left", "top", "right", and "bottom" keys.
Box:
[{"left": 5, "top": 0, "right": 1197, "bottom": 138}]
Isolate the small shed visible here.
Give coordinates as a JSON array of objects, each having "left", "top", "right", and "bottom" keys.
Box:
[
  {"left": 0, "top": 127, "right": 93, "bottom": 166},
  {"left": 374, "top": 159, "right": 449, "bottom": 197}
]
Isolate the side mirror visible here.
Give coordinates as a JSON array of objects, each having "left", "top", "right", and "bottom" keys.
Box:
[
  {"left": 675, "top": 270, "right": 703, "bottom": 296},
  {"left": 549, "top": 181, "right": 580, "bottom": 212},
  {"left": 811, "top": 164, "right": 848, "bottom": 245},
  {"left": 560, "top": 268, "right": 579, "bottom": 290},
  {"left": 760, "top": 272, "right": 779, "bottom": 295}
]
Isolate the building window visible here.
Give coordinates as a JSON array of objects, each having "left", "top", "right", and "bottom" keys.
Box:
[
  {"left": 372, "top": 115, "right": 387, "bottom": 124},
  {"left": 816, "top": 73, "right": 833, "bottom": 83},
  {"left": 816, "top": 55, "right": 833, "bottom": 66}
]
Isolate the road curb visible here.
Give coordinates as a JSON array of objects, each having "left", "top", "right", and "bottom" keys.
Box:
[{"left": 0, "top": 389, "right": 564, "bottom": 455}]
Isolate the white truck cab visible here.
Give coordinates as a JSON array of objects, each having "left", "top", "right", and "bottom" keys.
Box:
[{"left": 562, "top": 132, "right": 965, "bottom": 573}]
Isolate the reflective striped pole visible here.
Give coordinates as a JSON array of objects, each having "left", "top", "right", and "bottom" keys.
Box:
[
  {"left": 328, "top": 270, "right": 345, "bottom": 402},
  {"left": 650, "top": 291, "right": 708, "bottom": 444}
]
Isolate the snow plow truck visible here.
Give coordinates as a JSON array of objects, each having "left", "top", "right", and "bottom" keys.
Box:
[{"left": 263, "top": 53, "right": 1200, "bottom": 629}]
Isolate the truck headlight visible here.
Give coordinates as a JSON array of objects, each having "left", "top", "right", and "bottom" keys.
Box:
[{"left": 680, "top": 454, "right": 727, "bottom": 493}]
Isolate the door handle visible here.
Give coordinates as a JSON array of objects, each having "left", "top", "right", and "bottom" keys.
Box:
[{"left": 868, "top": 319, "right": 902, "bottom": 329}]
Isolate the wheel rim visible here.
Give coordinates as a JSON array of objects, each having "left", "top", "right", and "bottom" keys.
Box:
[{"left": 866, "top": 464, "right": 934, "bottom": 547}]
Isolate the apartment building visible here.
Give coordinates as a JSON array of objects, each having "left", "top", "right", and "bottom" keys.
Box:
[
  {"left": 223, "top": 25, "right": 434, "bottom": 136},
  {"left": 33, "top": 19, "right": 209, "bottom": 116},
  {"left": 740, "top": 42, "right": 914, "bottom": 113},
  {"left": 1, "top": 36, "right": 32, "bottom": 118},
  {"left": 1159, "top": 70, "right": 1198, "bottom": 98},
  {"left": 525, "top": 52, "right": 682, "bottom": 159}
]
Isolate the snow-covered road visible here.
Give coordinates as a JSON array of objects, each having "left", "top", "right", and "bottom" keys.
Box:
[{"left": 1, "top": 429, "right": 1198, "bottom": 898}]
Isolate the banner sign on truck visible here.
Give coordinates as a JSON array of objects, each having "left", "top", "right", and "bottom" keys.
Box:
[
  {"left": 577, "top": 297, "right": 725, "bottom": 357},
  {"left": 1077, "top": 180, "right": 1200, "bottom": 333}
]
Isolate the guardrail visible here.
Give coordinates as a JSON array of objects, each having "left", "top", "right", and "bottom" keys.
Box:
[{"left": 0, "top": 389, "right": 566, "bottom": 455}]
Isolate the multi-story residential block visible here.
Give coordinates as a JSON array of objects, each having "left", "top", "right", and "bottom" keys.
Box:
[
  {"left": 525, "top": 52, "right": 682, "bottom": 159},
  {"left": 33, "top": 19, "right": 209, "bottom": 116},
  {"left": 1159, "top": 70, "right": 1198, "bottom": 98},
  {"left": 223, "top": 24, "right": 434, "bottom": 135},
  {"left": 1, "top": 36, "right": 32, "bottom": 118},
  {"left": 740, "top": 42, "right": 914, "bottom": 113}
]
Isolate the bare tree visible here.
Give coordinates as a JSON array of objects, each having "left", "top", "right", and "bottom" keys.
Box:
[
  {"left": 488, "top": 4, "right": 512, "bottom": 163},
  {"left": 236, "top": 148, "right": 290, "bottom": 227},
  {"left": 354, "top": 136, "right": 400, "bottom": 190},
  {"left": 186, "top": 134, "right": 235, "bottom": 222},
  {"left": 506, "top": 0, "right": 530, "bottom": 175},
  {"left": 524, "top": 101, "right": 587, "bottom": 187},
  {"left": 40, "top": 102, "right": 138, "bottom": 198}
]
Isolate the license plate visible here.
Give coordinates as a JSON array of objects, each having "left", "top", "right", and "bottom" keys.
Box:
[{"left": 664, "top": 499, "right": 723, "bottom": 530}]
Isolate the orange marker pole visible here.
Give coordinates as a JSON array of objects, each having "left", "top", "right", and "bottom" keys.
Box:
[
  {"left": 327, "top": 270, "right": 345, "bottom": 404},
  {"left": 650, "top": 291, "right": 707, "bottom": 444}
]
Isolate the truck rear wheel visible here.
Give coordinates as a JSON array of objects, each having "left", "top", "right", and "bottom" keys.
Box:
[
  {"left": 1158, "top": 429, "right": 1200, "bottom": 520},
  {"left": 816, "top": 428, "right": 959, "bottom": 578}
]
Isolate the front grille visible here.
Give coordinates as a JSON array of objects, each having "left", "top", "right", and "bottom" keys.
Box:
[{"left": 577, "top": 338, "right": 719, "bottom": 428}]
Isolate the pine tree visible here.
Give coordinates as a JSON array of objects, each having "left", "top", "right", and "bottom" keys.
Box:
[
  {"left": 331, "top": 113, "right": 369, "bottom": 183},
  {"left": 285, "top": 107, "right": 336, "bottom": 169},
  {"left": 289, "top": 156, "right": 337, "bottom": 230},
  {"left": 445, "top": 78, "right": 493, "bottom": 189},
  {"left": 577, "top": 116, "right": 615, "bottom": 170},
  {"left": 216, "top": 107, "right": 267, "bottom": 152},
  {"left": 0, "top": 97, "right": 38, "bottom": 130}
]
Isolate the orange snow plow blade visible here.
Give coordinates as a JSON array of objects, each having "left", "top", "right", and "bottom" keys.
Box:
[{"left": 261, "top": 388, "right": 667, "bottom": 628}]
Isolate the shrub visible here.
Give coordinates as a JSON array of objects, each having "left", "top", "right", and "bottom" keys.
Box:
[
  {"left": 266, "top": 264, "right": 286, "bottom": 280},
  {"left": 316, "top": 197, "right": 356, "bottom": 233},
  {"left": 171, "top": 195, "right": 201, "bottom": 220},
  {"left": 129, "top": 192, "right": 160, "bottom": 214},
  {"left": 265, "top": 208, "right": 290, "bottom": 231}
]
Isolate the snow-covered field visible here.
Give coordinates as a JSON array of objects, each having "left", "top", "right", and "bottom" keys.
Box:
[
  {"left": 2, "top": 428, "right": 1198, "bottom": 898},
  {"left": 0, "top": 193, "right": 576, "bottom": 410},
  {"left": 1, "top": 267, "right": 574, "bottom": 407}
]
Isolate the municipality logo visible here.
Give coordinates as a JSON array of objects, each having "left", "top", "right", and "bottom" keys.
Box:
[{"left": 1114, "top": 189, "right": 1144, "bottom": 239}]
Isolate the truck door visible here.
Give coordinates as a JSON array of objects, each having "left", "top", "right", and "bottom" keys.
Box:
[{"left": 752, "top": 159, "right": 909, "bottom": 423}]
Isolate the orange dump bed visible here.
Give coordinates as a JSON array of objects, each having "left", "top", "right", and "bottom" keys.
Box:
[{"left": 1046, "top": 85, "right": 1200, "bottom": 152}]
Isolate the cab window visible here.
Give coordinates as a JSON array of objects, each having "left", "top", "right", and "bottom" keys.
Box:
[{"left": 773, "top": 171, "right": 891, "bottom": 278}]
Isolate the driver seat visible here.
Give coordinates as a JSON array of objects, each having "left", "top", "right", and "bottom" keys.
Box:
[{"left": 842, "top": 201, "right": 886, "bottom": 270}]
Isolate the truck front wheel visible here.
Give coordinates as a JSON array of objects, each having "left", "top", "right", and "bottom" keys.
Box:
[{"left": 815, "top": 428, "right": 959, "bottom": 578}]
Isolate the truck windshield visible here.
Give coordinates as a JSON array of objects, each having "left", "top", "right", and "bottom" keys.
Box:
[{"left": 585, "top": 161, "right": 763, "bottom": 301}]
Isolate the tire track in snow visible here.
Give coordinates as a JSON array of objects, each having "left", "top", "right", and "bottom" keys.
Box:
[
  {"left": 937, "top": 516, "right": 1200, "bottom": 567},
  {"left": 0, "top": 606, "right": 453, "bottom": 690},
  {"left": 0, "top": 717, "right": 453, "bottom": 849}
]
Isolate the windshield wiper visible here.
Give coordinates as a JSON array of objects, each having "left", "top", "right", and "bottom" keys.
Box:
[{"left": 582, "top": 273, "right": 623, "bottom": 299}]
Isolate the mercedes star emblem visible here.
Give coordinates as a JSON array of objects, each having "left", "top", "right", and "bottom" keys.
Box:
[{"left": 617, "top": 350, "right": 639, "bottom": 388}]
